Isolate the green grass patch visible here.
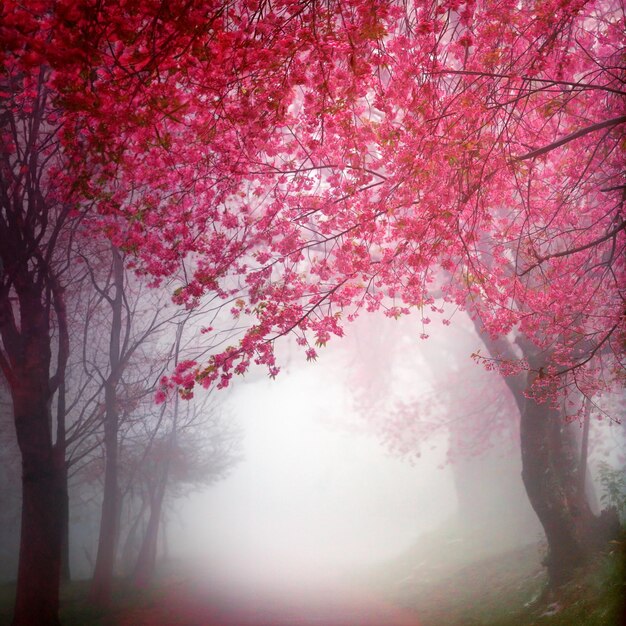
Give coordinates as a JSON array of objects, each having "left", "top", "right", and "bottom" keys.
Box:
[
  {"left": 0, "top": 578, "right": 161, "bottom": 626},
  {"left": 0, "top": 582, "right": 15, "bottom": 625},
  {"left": 358, "top": 530, "right": 626, "bottom": 626}
]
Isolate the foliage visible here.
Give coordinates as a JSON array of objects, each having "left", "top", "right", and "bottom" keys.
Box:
[
  {"left": 1, "top": 3, "right": 624, "bottom": 617},
  {"left": 598, "top": 461, "right": 626, "bottom": 521},
  {"left": 2, "top": 0, "right": 623, "bottom": 405}
]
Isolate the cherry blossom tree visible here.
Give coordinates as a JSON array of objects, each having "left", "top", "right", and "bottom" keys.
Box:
[
  {"left": 2, "top": 0, "right": 624, "bottom": 620},
  {"left": 35, "top": 0, "right": 620, "bottom": 401}
]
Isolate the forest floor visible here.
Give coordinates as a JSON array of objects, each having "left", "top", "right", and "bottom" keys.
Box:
[
  {"left": 355, "top": 530, "right": 626, "bottom": 626},
  {"left": 0, "top": 534, "right": 624, "bottom": 625}
]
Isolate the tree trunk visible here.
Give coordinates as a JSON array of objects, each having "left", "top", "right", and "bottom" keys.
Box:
[
  {"left": 60, "top": 466, "right": 71, "bottom": 583},
  {"left": 6, "top": 285, "right": 67, "bottom": 625},
  {"left": 0, "top": 68, "right": 71, "bottom": 625},
  {"left": 132, "top": 483, "right": 166, "bottom": 588},
  {"left": 57, "top": 383, "right": 71, "bottom": 583},
  {"left": 519, "top": 385, "right": 588, "bottom": 586},
  {"left": 121, "top": 500, "right": 146, "bottom": 574},
  {"left": 472, "top": 328, "right": 599, "bottom": 587},
  {"left": 90, "top": 404, "right": 120, "bottom": 605},
  {"left": 11, "top": 389, "right": 63, "bottom": 626},
  {"left": 578, "top": 399, "right": 592, "bottom": 502},
  {"left": 133, "top": 321, "right": 184, "bottom": 587},
  {"left": 90, "top": 247, "right": 124, "bottom": 606},
  {"left": 551, "top": 414, "right": 595, "bottom": 527}
]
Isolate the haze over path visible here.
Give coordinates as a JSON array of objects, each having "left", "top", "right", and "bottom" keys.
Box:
[{"left": 116, "top": 568, "right": 422, "bottom": 626}]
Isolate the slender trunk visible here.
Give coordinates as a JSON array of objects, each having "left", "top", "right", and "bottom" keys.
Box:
[
  {"left": 90, "top": 387, "right": 120, "bottom": 605},
  {"left": 551, "top": 415, "right": 595, "bottom": 527},
  {"left": 57, "top": 382, "right": 71, "bottom": 583},
  {"left": 90, "top": 248, "right": 124, "bottom": 606},
  {"left": 578, "top": 399, "right": 591, "bottom": 501},
  {"left": 11, "top": 388, "right": 63, "bottom": 626},
  {"left": 60, "top": 466, "right": 71, "bottom": 583},
  {"left": 121, "top": 500, "right": 146, "bottom": 574},
  {"left": 133, "top": 406, "right": 178, "bottom": 588},
  {"left": 133, "top": 322, "right": 184, "bottom": 587},
  {"left": 161, "top": 514, "right": 168, "bottom": 562},
  {"left": 132, "top": 480, "right": 167, "bottom": 587}
]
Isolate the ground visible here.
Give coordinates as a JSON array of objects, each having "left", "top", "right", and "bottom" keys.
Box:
[
  {"left": 0, "top": 535, "right": 624, "bottom": 625},
  {"left": 356, "top": 530, "right": 626, "bottom": 626}
]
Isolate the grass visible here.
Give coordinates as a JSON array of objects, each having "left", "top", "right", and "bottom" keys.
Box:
[
  {"left": 357, "top": 528, "right": 626, "bottom": 626},
  {"left": 0, "top": 578, "right": 159, "bottom": 626}
]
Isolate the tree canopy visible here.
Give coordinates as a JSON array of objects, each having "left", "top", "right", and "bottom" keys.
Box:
[{"left": 3, "top": 0, "right": 624, "bottom": 400}]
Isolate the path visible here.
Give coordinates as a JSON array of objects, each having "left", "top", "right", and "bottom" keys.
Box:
[{"left": 114, "top": 574, "right": 422, "bottom": 626}]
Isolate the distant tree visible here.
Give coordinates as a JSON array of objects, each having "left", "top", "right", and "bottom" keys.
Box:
[
  {"left": 131, "top": 391, "right": 241, "bottom": 587},
  {"left": 69, "top": 256, "right": 236, "bottom": 603},
  {"left": 74, "top": 244, "right": 186, "bottom": 605},
  {"left": 344, "top": 315, "right": 539, "bottom": 547}
]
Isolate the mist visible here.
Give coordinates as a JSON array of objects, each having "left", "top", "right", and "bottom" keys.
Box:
[
  {"left": 2, "top": 309, "right": 624, "bottom": 625},
  {"left": 174, "top": 348, "right": 455, "bottom": 589},
  {"left": 126, "top": 312, "right": 551, "bottom": 621}
]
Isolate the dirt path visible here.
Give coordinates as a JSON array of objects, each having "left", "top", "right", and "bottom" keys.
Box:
[{"left": 113, "top": 576, "right": 422, "bottom": 626}]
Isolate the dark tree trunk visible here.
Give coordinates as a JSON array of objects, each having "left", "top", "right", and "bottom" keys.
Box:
[
  {"left": 57, "top": 382, "right": 71, "bottom": 583},
  {"left": 90, "top": 382, "right": 121, "bottom": 605},
  {"left": 90, "top": 446, "right": 119, "bottom": 603},
  {"left": 5, "top": 284, "right": 69, "bottom": 625},
  {"left": 11, "top": 386, "right": 63, "bottom": 626},
  {"left": 519, "top": 389, "right": 588, "bottom": 586},
  {"left": 472, "top": 328, "right": 600, "bottom": 587}
]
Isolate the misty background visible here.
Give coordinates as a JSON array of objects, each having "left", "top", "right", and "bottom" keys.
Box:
[{"left": 1, "top": 310, "right": 624, "bottom": 610}]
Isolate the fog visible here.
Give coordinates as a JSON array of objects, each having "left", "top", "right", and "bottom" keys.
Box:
[
  {"left": 174, "top": 355, "right": 455, "bottom": 590},
  {"left": 2, "top": 312, "right": 623, "bottom": 624},
  {"left": 157, "top": 311, "right": 545, "bottom": 606}
]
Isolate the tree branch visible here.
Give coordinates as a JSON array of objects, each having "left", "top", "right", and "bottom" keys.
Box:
[
  {"left": 514, "top": 116, "right": 626, "bottom": 161},
  {"left": 519, "top": 220, "right": 626, "bottom": 276}
]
